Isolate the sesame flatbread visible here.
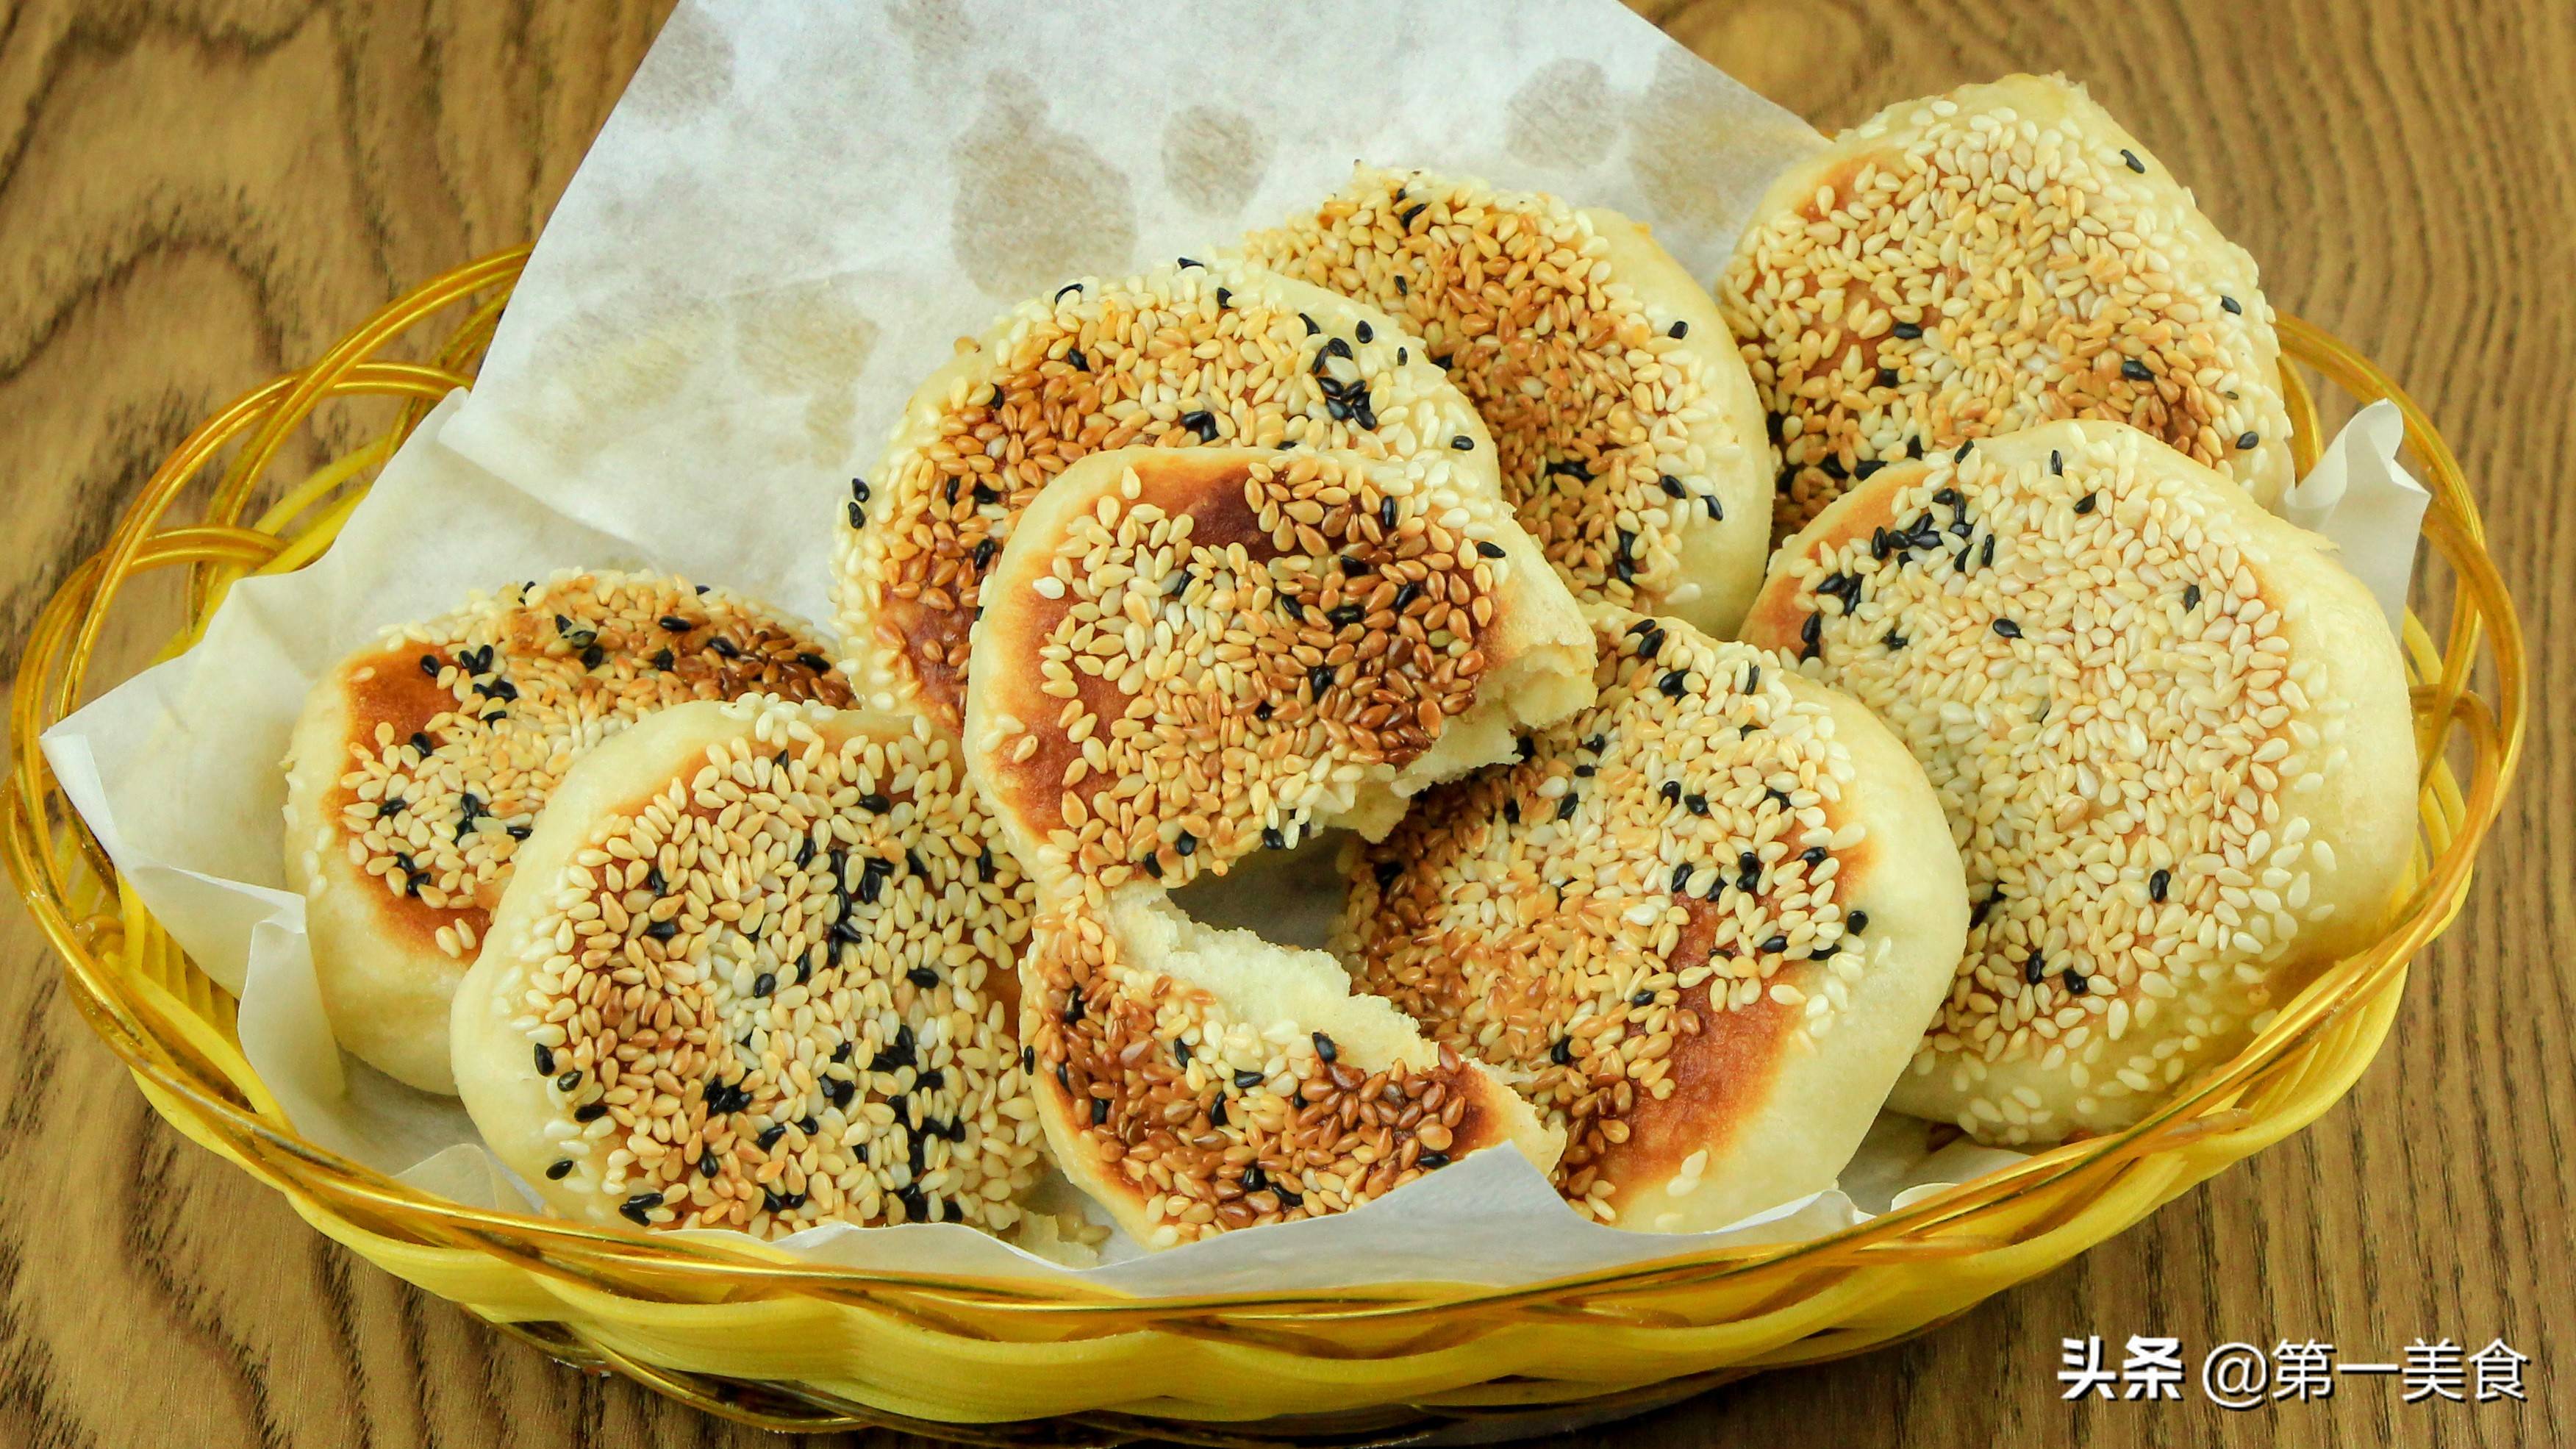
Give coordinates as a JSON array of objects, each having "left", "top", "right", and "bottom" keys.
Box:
[
  {"left": 829, "top": 259, "right": 1499, "bottom": 734},
  {"left": 1018, "top": 884, "right": 1559, "bottom": 1250},
  {"left": 1741, "top": 421, "right": 2414, "bottom": 1145},
  {"left": 962, "top": 446, "right": 1594, "bottom": 905},
  {"left": 1336, "top": 615, "right": 1964, "bottom": 1231},
  {"left": 281, "top": 570, "right": 848, "bottom": 1093},
  {"left": 451, "top": 696, "right": 1044, "bottom": 1236},
  {"left": 1721, "top": 74, "right": 2292, "bottom": 541},
  {"left": 1242, "top": 168, "right": 1773, "bottom": 635}
]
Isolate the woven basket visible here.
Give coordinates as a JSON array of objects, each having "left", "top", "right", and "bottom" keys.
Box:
[{"left": 3, "top": 248, "right": 2526, "bottom": 1444}]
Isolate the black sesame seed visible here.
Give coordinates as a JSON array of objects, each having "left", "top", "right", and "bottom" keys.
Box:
[
  {"left": 1176, "top": 255, "right": 1203, "bottom": 269},
  {"left": 643, "top": 918, "right": 677, "bottom": 941},
  {"left": 2183, "top": 582, "right": 2203, "bottom": 611},
  {"left": 2023, "top": 952, "right": 2047, "bottom": 985},
  {"left": 651, "top": 648, "right": 675, "bottom": 670},
  {"left": 1373, "top": 859, "right": 1400, "bottom": 890},
  {"left": 409, "top": 730, "right": 435, "bottom": 757},
  {"left": 1955, "top": 442, "right": 1973, "bottom": 463},
  {"left": 1138, "top": 852, "right": 1164, "bottom": 879},
  {"left": 751, "top": 972, "right": 776, "bottom": 998},
  {"left": 1992, "top": 618, "right": 2023, "bottom": 639},
  {"left": 2237, "top": 431, "right": 2261, "bottom": 450},
  {"left": 1848, "top": 910, "right": 1870, "bottom": 934},
  {"left": 1503, "top": 800, "right": 1521, "bottom": 825},
  {"left": 554, "top": 1068, "right": 582, "bottom": 1093},
  {"left": 1254, "top": 701, "right": 1273, "bottom": 722},
  {"left": 1549, "top": 1039, "right": 1574, "bottom": 1066},
  {"left": 1053, "top": 282, "right": 1082, "bottom": 303},
  {"left": 1855, "top": 459, "right": 1886, "bottom": 481},
  {"left": 757, "top": 1123, "right": 787, "bottom": 1151},
  {"left": 1262, "top": 826, "right": 1287, "bottom": 851},
  {"left": 1659, "top": 669, "right": 1689, "bottom": 698},
  {"left": 1659, "top": 780, "right": 1682, "bottom": 805},
  {"left": 1392, "top": 580, "right": 1423, "bottom": 613},
  {"left": 1175, "top": 831, "right": 1199, "bottom": 858},
  {"left": 1181, "top": 409, "right": 1218, "bottom": 443},
  {"left": 1686, "top": 793, "right": 1710, "bottom": 817},
  {"left": 1670, "top": 864, "right": 1693, "bottom": 892},
  {"left": 2221, "top": 295, "right": 2244, "bottom": 315},
  {"left": 2150, "top": 868, "right": 2171, "bottom": 903},
  {"left": 1299, "top": 312, "right": 1319, "bottom": 335},
  {"left": 906, "top": 966, "right": 938, "bottom": 988},
  {"left": 1378, "top": 495, "right": 1398, "bottom": 532},
  {"left": 1877, "top": 367, "right": 1900, "bottom": 389},
  {"left": 1309, "top": 1031, "right": 1337, "bottom": 1063},
  {"left": 2121, "top": 357, "right": 2154, "bottom": 382},
  {"left": 543, "top": 1159, "right": 573, "bottom": 1181},
  {"left": 1760, "top": 935, "right": 1789, "bottom": 955},
  {"left": 1354, "top": 320, "right": 1374, "bottom": 344},
  {"left": 574, "top": 1102, "right": 607, "bottom": 1123},
  {"left": 620, "top": 1195, "right": 659, "bottom": 1226},
  {"left": 1893, "top": 322, "right": 1924, "bottom": 340},
  {"left": 1309, "top": 663, "right": 1337, "bottom": 699},
  {"left": 1066, "top": 346, "right": 1089, "bottom": 372},
  {"left": 2121, "top": 148, "right": 2146, "bottom": 173},
  {"left": 1555, "top": 794, "right": 1578, "bottom": 821},
  {"left": 1398, "top": 201, "right": 1427, "bottom": 230},
  {"left": 1883, "top": 630, "right": 1908, "bottom": 650},
  {"left": 1450, "top": 434, "right": 1474, "bottom": 451},
  {"left": 1821, "top": 456, "right": 1848, "bottom": 481},
  {"left": 1981, "top": 534, "right": 1997, "bottom": 568},
  {"left": 1476, "top": 540, "right": 1505, "bottom": 557},
  {"left": 2075, "top": 493, "right": 2097, "bottom": 515},
  {"left": 1802, "top": 846, "right": 1827, "bottom": 867}
]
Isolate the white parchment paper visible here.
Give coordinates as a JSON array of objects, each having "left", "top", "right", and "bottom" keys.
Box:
[{"left": 40, "top": 0, "right": 2427, "bottom": 1293}]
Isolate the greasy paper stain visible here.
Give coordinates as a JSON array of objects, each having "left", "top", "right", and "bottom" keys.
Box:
[
  {"left": 951, "top": 74, "right": 1139, "bottom": 301},
  {"left": 1626, "top": 49, "right": 1742, "bottom": 245},
  {"left": 620, "top": 3, "right": 735, "bottom": 124},
  {"left": 730, "top": 279, "right": 879, "bottom": 469},
  {"left": 1506, "top": 60, "right": 1616, "bottom": 171},
  {"left": 1162, "top": 105, "right": 1273, "bottom": 216},
  {"left": 886, "top": 0, "right": 975, "bottom": 69}
]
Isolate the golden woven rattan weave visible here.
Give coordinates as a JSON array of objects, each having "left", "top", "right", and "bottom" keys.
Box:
[{"left": 1, "top": 249, "right": 2526, "bottom": 1442}]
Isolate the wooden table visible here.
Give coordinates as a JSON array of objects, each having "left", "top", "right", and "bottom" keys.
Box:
[{"left": 1, "top": 2, "right": 2564, "bottom": 1444}]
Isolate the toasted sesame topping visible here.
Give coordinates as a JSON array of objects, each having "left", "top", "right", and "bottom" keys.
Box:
[
  {"left": 1341, "top": 618, "right": 1880, "bottom": 1217},
  {"left": 832, "top": 260, "right": 1489, "bottom": 729},
  {"left": 1721, "top": 76, "right": 2290, "bottom": 540},
  {"left": 978, "top": 450, "right": 1525, "bottom": 895},
  {"left": 1747, "top": 423, "right": 2343, "bottom": 1145},
  {"left": 495, "top": 701, "right": 1039, "bottom": 1237},
  {"left": 1023, "top": 892, "right": 1486, "bottom": 1247},
  {"left": 327, "top": 572, "right": 847, "bottom": 957},
  {"left": 1243, "top": 168, "right": 1761, "bottom": 618}
]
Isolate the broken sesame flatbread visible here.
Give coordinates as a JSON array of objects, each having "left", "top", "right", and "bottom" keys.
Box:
[
  {"left": 1741, "top": 421, "right": 2414, "bottom": 1145},
  {"left": 1020, "top": 884, "right": 1559, "bottom": 1250},
  {"left": 962, "top": 446, "right": 1594, "bottom": 905},
  {"left": 1242, "top": 168, "right": 1772, "bottom": 635},
  {"left": 282, "top": 570, "right": 848, "bottom": 1093},
  {"left": 451, "top": 695, "right": 1044, "bottom": 1237},
  {"left": 1335, "top": 615, "right": 1964, "bottom": 1231},
  {"left": 1721, "top": 74, "right": 2293, "bottom": 542},
  {"left": 830, "top": 258, "right": 1499, "bottom": 734}
]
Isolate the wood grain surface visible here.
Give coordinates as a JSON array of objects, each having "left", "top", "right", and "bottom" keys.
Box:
[{"left": 0, "top": 1, "right": 2566, "bottom": 1445}]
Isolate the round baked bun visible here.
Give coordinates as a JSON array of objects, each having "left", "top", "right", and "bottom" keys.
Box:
[
  {"left": 1335, "top": 613, "right": 1964, "bottom": 1231},
  {"left": 962, "top": 446, "right": 1594, "bottom": 904},
  {"left": 830, "top": 258, "right": 1498, "bottom": 734},
  {"left": 1020, "top": 884, "right": 1559, "bottom": 1250},
  {"left": 451, "top": 695, "right": 1043, "bottom": 1237},
  {"left": 1740, "top": 420, "right": 2414, "bottom": 1145},
  {"left": 281, "top": 570, "right": 848, "bottom": 1093},
  {"left": 1721, "top": 74, "right": 2293, "bottom": 542},
  {"left": 1241, "top": 167, "right": 1772, "bottom": 635}
]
